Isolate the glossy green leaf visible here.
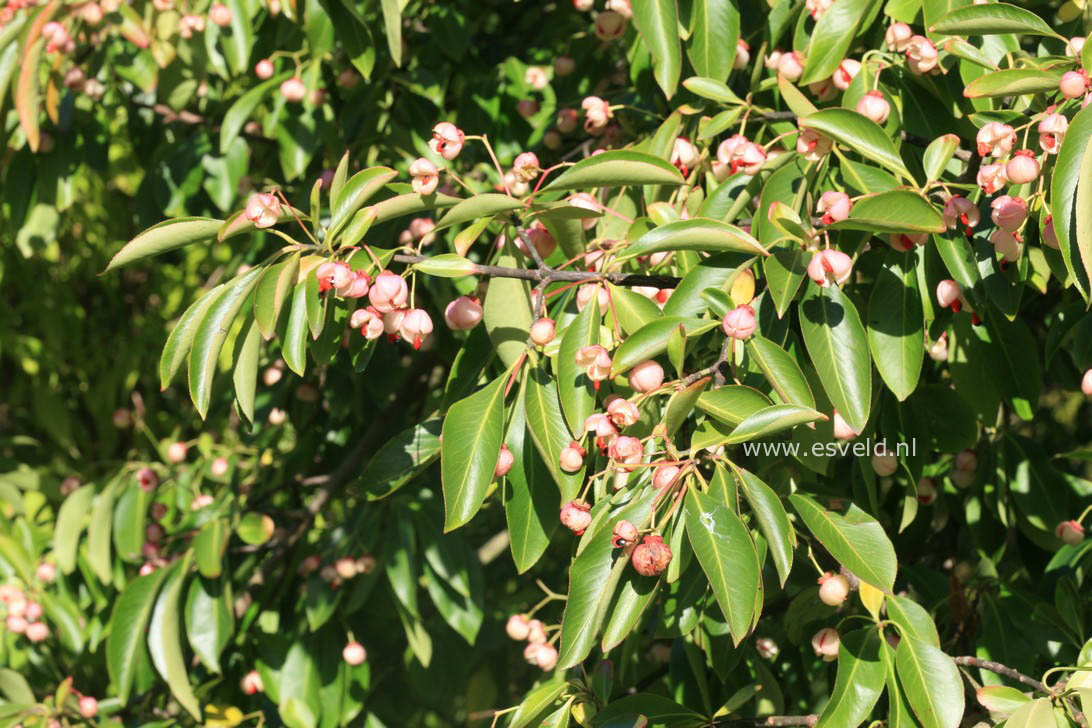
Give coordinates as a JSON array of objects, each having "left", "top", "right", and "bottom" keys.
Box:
[
  {"left": 87, "top": 480, "right": 117, "bottom": 585},
  {"left": 193, "top": 519, "right": 228, "bottom": 579},
  {"left": 696, "top": 385, "right": 771, "bottom": 425},
  {"left": 282, "top": 279, "right": 311, "bottom": 376},
  {"left": 731, "top": 464, "right": 795, "bottom": 586},
  {"left": 621, "top": 218, "right": 766, "bottom": 259},
  {"left": 505, "top": 379, "right": 561, "bottom": 573},
  {"left": 963, "top": 68, "right": 1065, "bottom": 98},
  {"left": 1050, "top": 103, "right": 1092, "bottom": 297},
  {"left": 53, "top": 484, "right": 94, "bottom": 573},
  {"left": 369, "top": 191, "right": 461, "bottom": 223},
  {"left": 682, "top": 76, "right": 742, "bottom": 104},
  {"left": 975, "top": 685, "right": 1030, "bottom": 714},
  {"left": 611, "top": 317, "right": 718, "bottom": 375},
  {"left": 220, "top": 72, "right": 291, "bottom": 154},
  {"left": 543, "top": 151, "right": 684, "bottom": 191},
  {"left": 557, "top": 295, "right": 601, "bottom": 436},
  {"left": 188, "top": 267, "right": 263, "bottom": 418},
  {"left": 799, "top": 283, "right": 872, "bottom": 433},
  {"left": 148, "top": 558, "right": 201, "bottom": 720},
  {"left": 508, "top": 681, "right": 568, "bottom": 728},
  {"left": 435, "top": 193, "right": 523, "bottom": 231},
  {"left": 830, "top": 190, "right": 945, "bottom": 234},
  {"left": 608, "top": 283, "right": 662, "bottom": 335},
  {"left": 815, "top": 629, "right": 886, "bottom": 728},
  {"left": 930, "top": 2, "right": 1059, "bottom": 36},
  {"left": 722, "top": 403, "right": 825, "bottom": 443},
  {"left": 895, "top": 637, "right": 964, "bottom": 728},
  {"left": 106, "top": 567, "right": 172, "bottom": 706},
  {"left": 232, "top": 318, "right": 261, "bottom": 423},
  {"left": 106, "top": 218, "right": 223, "bottom": 272},
  {"left": 631, "top": 0, "right": 682, "bottom": 98},
  {"left": 558, "top": 490, "right": 655, "bottom": 669},
  {"left": 184, "top": 576, "right": 233, "bottom": 674},
  {"left": 684, "top": 489, "right": 761, "bottom": 644},
  {"left": 867, "top": 249, "right": 923, "bottom": 401},
  {"left": 524, "top": 368, "right": 584, "bottom": 500},
  {"left": 483, "top": 252, "right": 532, "bottom": 368},
  {"left": 254, "top": 255, "right": 299, "bottom": 339},
  {"left": 362, "top": 418, "right": 442, "bottom": 500},
  {"left": 800, "top": 109, "right": 913, "bottom": 181},
  {"left": 663, "top": 376, "right": 710, "bottom": 435},
  {"left": 441, "top": 374, "right": 508, "bottom": 531},
  {"left": 412, "top": 253, "right": 477, "bottom": 278},
  {"left": 886, "top": 594, "right": 939, "bottom": 647},
  {"left": 1005, "top": 698, "right": 1056, "bottom": 728},
  {"left": 791, "top": 495, "right": 896, "bottom": 590},
  {"left": 800, "top": 0, "right": 874, "bottom": 84},
  {"left": 747, "top": 335, "right": 816, "bottom": 407},
  {"left": 687, "top": 0, "right": 738, "bottom": 82},
  {"left": 922, "top": 134, "right": 960, "bottom": 183},
  {"left": 329, "top": 167, "right": 397, "bottom": 235}
]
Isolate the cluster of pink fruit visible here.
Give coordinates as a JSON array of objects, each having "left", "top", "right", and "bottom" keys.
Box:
[{"left": 505, "top": 612, "right": 559, "bottom": 671}]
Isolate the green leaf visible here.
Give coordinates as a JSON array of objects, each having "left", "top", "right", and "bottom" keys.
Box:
[
  {"left": 696, "top": 385, "right": 771, "bottom": 426},
  {"left": 434, "top": 193, "right": 523, "bottom": 231},
  {"left": 220, "top": 72, "right": 291, "bottom": 154},
  {"left": 505, "top": 379, "right": 561, "bottom": 573},
  {"left": 411, "top": 253, "right": 477, "bottom": 278},
  {"left": 106, "top": 218, "right": 223, "bottom": 272},
  {"left": 610, "top": 317, "right": 718, "bottom": 375},
  {"left": 483, "top": 251, "right": 532, "bottom": 368},
  {"left": 621, "top": 218, "right": 766, "bottom": 259},
  {"left": 87, "top": 481, "right": 117, "bottom": 585},
  {"left": 867, "top": 249, "right": 924, "bottom": 401},
  {"left": 592, "top": 694, "right": 705, "bottom": 727},
  {"left": 557, "top": 295, "right": 601, "bottom": 436},
  {"left": 663, "top": 376, "right": 710, "bottom": 435},
  {"left": 800, "top": 0, "right": 875, "bottom": 84},
  {"left": 601, "top": 568, "right": 662, "bottom": 651},
  {"left": 524, "top": 368, "right": 584, "bottom": 500},
  {"left": 161, "top": 284, "right": 226, "bottom": 389},
  {"left": 254, "top": 255, "right": 300, "bottom": 340},
  {"left": 187, "top": 267, "right": 263, "bottom": 418},
  {"left": 112, "top": 484, "right": 149, "bottom": 563},
  {"left": 106, "top": 567, "right": 172, "bottom": 706},
  {"left": 148, "top": 558, "right": 201, "bottom": 720},
  {"left": 218, "top": 0, "right": 254, "bottom": 75},
  {"left": 789, "top": 494, "right": 897, "bottom": 591},
  {"left": 830, "top": 190, "right": 945, "bottom": 234},
  {"left": 731, "top": 464, "right": 795, "bottom": 586},
  {"left": 1005, "top": 698, "right": 1056, "bottom": 728},
  {"left": 684, "top": 489, "right": 761, "bottom": 644},
  {"left": 815, "top": 629, "right": 886, "bottom": 728},
  {"left": 686, "top": 0, "right": 739, "bottom": 82},
  {"left": 370, "top": 191, "right": 461, "bottom": 223},
  {"left": 53, "top": 484, "right": 94, "bottom": 573},
  {"left": 800, "top": 109, "right": 913, "bottom": 181},
  {"left": 631, "top": 0, "right": 682, "bottom": 99},
  {"left": 233, "top": 319, "right": 261, "bottom": 423},
  {"left": 283, "top": 279, "right": 311, "bottom": 376},
  {"left": 184, "top": 576, "right": 233, "bottom": 674},
  {"left": 986, "top": 315, "right": 1041, "bottom": 420},
  {"left": 963, "top": 68, "right": 1065, "bottom": 98},
  {"left": 362, "top": 418, "right": 442, "bottom": 500},
  {"left": 608, "top": 283, "right": 663, "bottom": 335},
  {"left": 1050, "top": 103, "right": 1092, "bottom": 298},
  {"left": 441, "top": 374, "right": 508, "bottom": 531},
  {"left": 974, "top": 685, "right": 1029, "bottom": 714},
  {"left": 682, "top": 76, "right": 742, "bottom": 104},
  {"left": 379, "top": 0, "right": 402, "bottom": 65},
  {"left": 895, "top": 637, "right": 965, "bottom": 728},
  {"left": 0, "top": 669, "right": 33, "bottom": 704},
  {"left": 558, "top": 489, "right": 655, "bottom": 668},
  {"left": 722, "top": 404, "right": 826, "bottom": 443},
  {"left": 543, "top": 150, "right": 684, "bottom": 191},
  {"left": 508, "top": 681, "right": 568, "bottom": 728},
  {"left": 799, "top": 283, "right": 872, "bottom": 433},
  {"left": 886, "top": 594, "right": 940, "bottom": 646},
  {"left": 329, "top": 167, "right": 398, "bottom": 235},
  {"left": 193, "top": 519, "right": 228, "bottom": 579},
  {"left": 929, "top": 2, "right": 1060, "bottom": 37},
  {"left": 747, "top": 335, "right": 816, "bottom": 407},
  {"left": 923, "top": 134, "right": 960, "bottom": 183}
]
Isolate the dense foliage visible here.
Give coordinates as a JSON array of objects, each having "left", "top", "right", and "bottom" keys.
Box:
[{"left": 2, "top": 0, "right": 1092, "bottom": 725}]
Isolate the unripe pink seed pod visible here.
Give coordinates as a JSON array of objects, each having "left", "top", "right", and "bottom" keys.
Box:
[
  {"left": 560, "top": 500, "right": 592, "bottom": 534},
  {"left": 208, "top": 3, "right": 231, "bottom": 25},
  {"left": 817, "top": 572, "right": 850, "bottom": 606},
  {"left": 812, "top": 627, "right": 840, "bottom": 660},
  {"left": 1060, "top": 70, "right": 1089, "bottom": 99},
  {"left": 79, "top": 697, "right": 98, "bottom": 718},
  {"left": 917, "top": 477, "right": 938, "bottom": 505},
  {"left": 1056, "top": 520, "right": 1085, "bottom": 546},
  {"left": 255, "top": 58, "right": 274, "bottom": 79},
  {"left": 342, "top": 641, "right": 366, "bottom": 665},
  {"left": 722, "top": 305, "right": 756, "bottom": 340},
  {"left": 530, "top": 318, "right": 556, "bottom": 346},
  {"left": 167, "top": 441, "right": 188, "bottom": 463},
  {"left": 241, "top": 670, "right": 264, "bottom": 695},
  {"left": 855, "top": 90, "right": 890, "bottom": 124},
  {"left": 652, "top": 464, "right": 680, "bottom": 490},
  {"left": 628, "top": 360, "right": 664, "bottom": 393},
  {"left": 495, "top": 444, "right": 515, "bottom": 478},
  {"left": 444, "top": 296, "right": 483, "bottom": 330},
  {"left": 1005, "top": 150, "right": 1040, "bottom": 185},
  {"left": 280, "top": 77, "right": 306, "bottom": 102},
  {"left": 560, "top": 441, "right": 586, "bottom": 472},
  {"left": 1082, "top": 369, "right": 1092, "bottom": 396}
]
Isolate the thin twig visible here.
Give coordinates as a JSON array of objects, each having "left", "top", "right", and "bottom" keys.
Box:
[
  {"left": 954, "top": 656, "right": 1046, "bottom": 692},
  {"left": 713, "top": 716, "right": 818, "bottom": 727}
]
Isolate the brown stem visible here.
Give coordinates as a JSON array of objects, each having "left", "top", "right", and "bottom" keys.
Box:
[
  {"left": 683, "top": 337, "right": 733, "bottom": 386},
  {"left": 953, "top": 656, "right": 1046, "bottom": 692},
  {"left": 390, "top": 253, "right": 682, "bottom": 289}
]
